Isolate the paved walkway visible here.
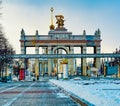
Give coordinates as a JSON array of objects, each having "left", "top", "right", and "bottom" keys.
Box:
[{"left": 0, "top": 81, "right": 80, "bottom": 106}]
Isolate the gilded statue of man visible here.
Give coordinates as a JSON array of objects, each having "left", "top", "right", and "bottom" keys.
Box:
[{"left": 55, "top": 15, "right": 65, "bottom": 28}]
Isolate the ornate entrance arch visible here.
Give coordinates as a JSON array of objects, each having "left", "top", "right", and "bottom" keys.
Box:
[{"left": 20, "top": 8, "right": 101, "bottom": 78}]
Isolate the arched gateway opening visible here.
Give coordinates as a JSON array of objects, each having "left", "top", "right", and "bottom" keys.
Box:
[
  {"left": 20, "top": 8, "right": 101, "bottom": 79},
  {"left": 53, "top": 46, "right": 70, "bottom": 78}
]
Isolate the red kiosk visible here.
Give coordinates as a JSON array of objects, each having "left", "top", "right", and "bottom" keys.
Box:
[{"left": 19, "top": 68, "right": 25, "bottom": 80}]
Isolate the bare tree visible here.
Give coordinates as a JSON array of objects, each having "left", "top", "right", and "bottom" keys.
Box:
[{"left": 0, "top": 0, "right": 15, "bottom": 81}]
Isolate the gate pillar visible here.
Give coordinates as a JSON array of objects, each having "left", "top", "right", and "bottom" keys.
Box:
[
  {"left": 42, "top": 62, "right": 45, "bottom": 75},
  {"left": 21, "top": 47, "right": 26, "bottom": 69},
  {"left": 35, "top": 46, "right": 39, "bottom": 77},
  {"left": 94, "top": 46, "right": 101, "bottom": 69},
  {"left": 48, "top": 46, "right": 52, "bottom": 75},
  {"left": 81, "top": 46, "right": 87, "bottom": 76},
  {"left": 20, "top": 29, "right": 27, "bottom": 79},
  {"left": 68, "top": 46, "right": 75, "bottom": 75}
]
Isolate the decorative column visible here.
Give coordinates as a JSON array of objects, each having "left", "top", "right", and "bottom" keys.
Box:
[
  {"left": 48, "top": 46, "right": 52, "bottom": 75},
  {"left": 81, "top": 46, "right": 87, "bottom": 76},
  {"left": 34, "top": 30, "right": 40, "bottom": 77},
  {"left": 94, "top": 29, "right": 101, "bottom": 70},
  {"left": 35, "top": 46, "right": 39, "bottom": 77},
  {"left": 20, "top": 29, "right": 26, "bottom": 79},
  {"left": 20, "top": 29, "right": 26, "bottom": 55},
  {"left": 94, "top": 46, "right": 101, "bottom": 69},
  {"left": 68, "top": 46, "right": 75, "bottom": 75},
  {"left": 44, "top": 63, "right": 47, "bottom": 73},
  {"left": 42, "top": 62, "right": 44, "bottom": 75},
  {"left": 39, "top": 63, "right": 42, "bottom": 75},
  {"left": 20, "top": 46, "right": 26, "bottom": 72}
]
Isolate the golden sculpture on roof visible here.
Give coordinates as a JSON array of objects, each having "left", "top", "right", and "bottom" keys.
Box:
[
  {"left": 55, "top": 15, "right": 65, "bottom": 28},
  {"left": 49, "top": 8, "right": 65, "bottom": 30}
]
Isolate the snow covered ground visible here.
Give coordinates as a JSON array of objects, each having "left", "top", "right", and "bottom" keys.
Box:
[{"left": 50, "top": 78, "right": 120, "bottom": 106}]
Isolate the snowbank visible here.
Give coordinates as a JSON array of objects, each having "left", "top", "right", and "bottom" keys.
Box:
[{"left": 50, "top": 78, "right": 120, "bottom": 106}]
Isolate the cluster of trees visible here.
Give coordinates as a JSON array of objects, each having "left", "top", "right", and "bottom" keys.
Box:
[{"left": 0, "top": 1, "right": 15, "bottom": 79}]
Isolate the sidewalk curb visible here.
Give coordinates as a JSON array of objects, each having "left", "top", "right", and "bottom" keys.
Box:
[{"left": 51, "top": 82, "right": 95, "bottom": 106}]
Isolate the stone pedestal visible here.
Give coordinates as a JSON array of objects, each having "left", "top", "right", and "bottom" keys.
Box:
[{"left": 63, "top": 64, "right": 68, "bottom": 78}]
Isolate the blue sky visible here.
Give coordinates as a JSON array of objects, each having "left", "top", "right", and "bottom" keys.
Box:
[{"left": 2, "top": 0, "right": 120, "bottom": 54}]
